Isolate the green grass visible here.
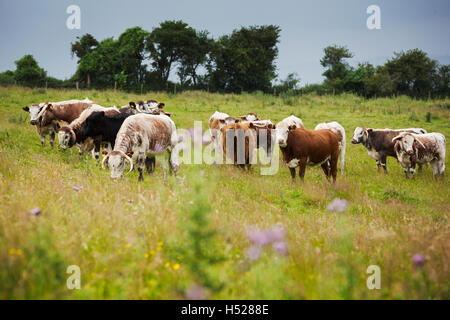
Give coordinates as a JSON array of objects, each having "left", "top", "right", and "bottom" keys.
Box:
[{"left": 0, "top": 86, "right": 449, "bottom": 299}]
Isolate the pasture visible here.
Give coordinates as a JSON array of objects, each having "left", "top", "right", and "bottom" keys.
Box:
[{"left": 0, "top": 86, "right": 449, "bottom": 299}]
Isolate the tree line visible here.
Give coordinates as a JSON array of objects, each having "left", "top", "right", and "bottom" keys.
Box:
[{"left": 0, "top": 20, "right": 448, "bottom": 98}]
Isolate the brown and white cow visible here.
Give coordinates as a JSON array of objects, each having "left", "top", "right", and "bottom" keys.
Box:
[
  {"left": 220, "top": 122, "right": 257, "bottom": 170},
  {"left": 22, "top": 103, "right": 59, "bottom": 147},
  {"left": 278, "top": 128, "right": 340, "bottom": 182},
  {"left": 351, "top": 127, "right": 427, "bottom": 173},
  {"left": 38, "top": 98, "right": 94, "bottom": 127},
  {"left": 393, "top": 132, "right": 446, "bottom": 179},
  {"left": 102, "top": 113, "right": 178, "bottom": 181},
  {"left": 275, "top": 115, "right": 305, "bottom": 147},
  {"left": 58, "top": 105, "right": 119, "bottom": 160},
  {"left": 314, "top": 121, "right": 346, "bottom": 174},
  {"left": 22, "top": 98, "right": 93, "bottom": 147},
  {"left": 209, "top": 111, "right": 239, "bottom": 147}
]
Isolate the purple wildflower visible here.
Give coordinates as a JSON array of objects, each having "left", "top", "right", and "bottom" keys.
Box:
[
  {"left": 266, "top": 225, "right": 285, "bottom": 242},
  {"left": 29, "top": 207, "right": 41, "bottom": 216},
  {"left": 72, "top": 186, "right": 83, "bottom": 192},
  {"left": 172, "top": 162, "right": 180, "bottom": 168},
  {"left": 412, "top": 254, "right": 425, "bottom": 267},
  {"left": 327, "top": 198, "right": 348, "bottom": 212},
  {"left": 247, "top": 245, "right": 262, "bottom": 261},
  {"left": 202, "top": 134, "right": 211, "bottom": 144},
  {"left": 185, "top": 284, "right": 206, "bottom": 300},
  {"left": 272, "top": 241, "right": 288, "bottom": 256},
  {"left": 178, "top": 135, "right": 184, "bottom": 142},
  {"left": 154, "top": 144, "right": 163, "bottom": 153},
  {"left": 247, "top": 227, "right": 271, "bottom": 246}
]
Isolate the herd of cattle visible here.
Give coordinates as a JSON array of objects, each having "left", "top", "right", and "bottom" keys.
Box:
[{"left": 21, "top": 98, "right": 446, "bottom": 182}]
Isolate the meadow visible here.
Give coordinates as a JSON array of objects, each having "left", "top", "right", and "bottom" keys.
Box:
[{"left": 0, "top": 85, "right": 449, "bottom": 299}]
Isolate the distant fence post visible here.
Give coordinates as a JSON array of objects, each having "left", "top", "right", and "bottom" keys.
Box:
[{"left": 76, "top": 81, "right": 79, "bottom": 91}]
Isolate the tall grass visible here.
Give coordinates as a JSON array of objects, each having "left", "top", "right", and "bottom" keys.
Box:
[{"left": 0, "top": 86, "right": 449, "bottom": 299}]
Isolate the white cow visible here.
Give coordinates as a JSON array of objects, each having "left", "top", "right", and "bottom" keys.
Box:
[
  {"left": 315, "top": 121, "right": 346, "bottom": 174},
  {"left": 274, "top": 115, "right": 304, "bottom": 147}
]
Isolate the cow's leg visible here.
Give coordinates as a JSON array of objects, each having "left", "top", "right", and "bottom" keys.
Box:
[
  {"left": 40, "top": 134, "right": 46, "bottom": 147},
  {"left": 93, "top": 137, "right": 102, "bottom": 161},
  {"left": 429, "top": 160, "right": 440, "bottom": 180},
  {"left": 49, "top": 131, "right": 55, "bottom": 148},
  {"left": 168, "top": 150, "right": 174, "bottom": 175},
  {"left": 417, "top": 163, "right": 423, "bottom": 173},
  {"left": 137, "top": 153, "right": 146, "bottom": 182},
  {"left": 376, "top": 160, "right": 381, "bottom": 172},
  {"left": 145, "top": 156, "right": 155, "bottom": 174},
  {"left": 439, "top": 160, "right": 445, "bottom": 178},
  {"left": 320, "top": 162, "right": 330, "bottom": 181},
  {"left": 330, "top": 153, "right": 338, "bottom": 183},
  {"left": 298, "top": 158, "right": 307, "bottom": 182},
  {"left": 380, "top": 155, "right": 388, "bottom": 174},
  {"left": 289, "top": 167, "right": 296, "bottom": 179}
]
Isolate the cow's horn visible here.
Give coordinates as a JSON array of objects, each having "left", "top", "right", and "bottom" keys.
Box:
[
  {"left": 414, "top": 136, "right": 426, "bottom": 149},
  {"left": 101, "top": 154, "right": 110, "bottom": 169},
  {"left": 123, "top": 153, "right": 134, "bottom": 173}
]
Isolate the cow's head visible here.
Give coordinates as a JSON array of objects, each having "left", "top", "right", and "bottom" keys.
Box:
[
  {"left": 392, "top": 133, "right": 425, "bottom": 155},
  {"left": 23, "top": 103, "right": 45, "bottom": 125},
  {"left": 275, "top": 123, "right": 296, "bottom": 148},
  {"left": 81, "top": 111, "right": 104, "bottom": 139},
  {"left": 102, "top": 150, "right": 133, "bottom": 179},
  {"left": 219, "top": 117, "right": 240, "bottom": 130},
  {"left": 351, "top": 127, "right": 370, "bottom": 144},
  {"left": 40, "top": 103, "right": 56, "bottom": 127},
  {"left": 58, "top": 126, "right": 76, "bottom": 150},
  {"left": 240, "top": 113, "right": 260, "bottom": 122}
]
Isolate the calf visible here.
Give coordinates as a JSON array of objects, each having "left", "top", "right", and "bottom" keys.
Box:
[
  {"left": 280, "top": 128, "right": 340, "bottom": 182},
  {"left": 314, "top": 121, "right": 346, "bottom": 174},
  {"left": 275, "top": 115, "right": 305, "bottom": 147},
  {"left": 22, "top": 103, "right": 58, "bottom": 147},
  {"left": 58, "top": 105, "right": 119, "bottom": 160},
  {"left": 351, "top": 127, "right": 427, "bottom": 173},
  {"left": 102, "top": 114, "right": 178, "bottom": 181},
  {"left": 393, "top": 132, "right": 446, "bottom": 179},
  {"left": 81, "top": 111, "right": 156, "bottom": 173},
  {"left": 220, "top": 122, "right": 257, "bottom": 170}
]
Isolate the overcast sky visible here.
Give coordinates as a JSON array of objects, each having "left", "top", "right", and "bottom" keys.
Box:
[{"left": 0, "top": 0, "right": 449, "bottom": 84}]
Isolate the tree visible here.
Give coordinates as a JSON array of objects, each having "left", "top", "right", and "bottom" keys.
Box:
[
  {"left": 147, "top": 20, "right": 196, "bottom": 87},
  {"left": 71, "top": 34, "right": 99, "bottom": 87},
  {"left": 14, "top": 54, "right": 46, "bottom": 87},
  {"left": 177, "top": 30, "right": 213, "bottom": 88},
  {"left": 433, "top": 64, "right": 450, "bottom": 98},
  {"left": 210, "top": 25, "right": 281, "bottom": 93},
  {"left": 320, "top": 45, "right": 353, "bottom": 94},
  {"left": 385, "top": 49, "right": 438, "bottom": 97},
  {"left": 364, "top": 66, "right": 394, "bottom": 98},
  {"left": 117, "top": 27, "right": 150, "bottom": 89}
]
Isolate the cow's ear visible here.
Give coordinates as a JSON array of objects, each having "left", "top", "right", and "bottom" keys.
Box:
[
  {"left": 367, "top": 128, "right": 373, "bottom": 134},
  {"left": 234, "top": 118, "right": 240, "bottom": 123},
  {"left": 129, "top": 102, "right": 136, "bottom": 109},
  {"left": 288, "top": 125, "right": 296, "bottom": 131},
  {"left": 268, "top": 124, "right": 274, "bottom": 129},
  {"left": 157, "top": 103, "right": 165, "bottom": 109},
  {"left": 48, "top": 104, "right": 53, "bottom": 110},
  {"left": 126, "top": 151, "right": 134, "bottom": 157},
  {"left": 392, "top": 135, "right": 402, "bottom": 142},
  {"left": 102, "top": 150, "right": 108, "bottom": 155},
  {"left": 22, "top": 106, "right": 29, "bottom": 112},
  {"left": 219, "top": 119, "right": 226, "bottom": 124},
  {"left": 249, "top": 122, "right": 255, "bottom": 129}
]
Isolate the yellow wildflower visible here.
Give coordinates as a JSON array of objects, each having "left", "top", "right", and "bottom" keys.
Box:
[
  {"left": 125, "top": 243, "right": 131, "bottom": 248},
  {"left": 150, "top": 250, "right": 156, "bottom": 255},
  {"left": 173, "top": 263, "right": 180, "bottom": 271},
  {"left": 158, "top": 241, "right": 164, "bottom": 246},
  {"left": 16, "top": 249, "right": 23, "bottom": 256},
  {"left": 8, "top": 249, "right": 16, "bottom": 255},
  {"left": 165, "top": 262, "right": 170, "bottom": 268},
  {"left": 144, "top": 253, "right": 149, "bottom": 259}
]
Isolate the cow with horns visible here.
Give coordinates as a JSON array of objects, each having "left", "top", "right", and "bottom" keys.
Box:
[{"left": 102, "top": 114, "right": 178, "bottom": 181}]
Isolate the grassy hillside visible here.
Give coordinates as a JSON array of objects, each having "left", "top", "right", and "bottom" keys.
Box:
[{"left": 0, "top": 86, "right": 449, "bottom": 299}]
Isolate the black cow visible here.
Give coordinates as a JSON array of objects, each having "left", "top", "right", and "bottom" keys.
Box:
[{"left": 81, "top": 111, "right": 155, "bottom": 173}]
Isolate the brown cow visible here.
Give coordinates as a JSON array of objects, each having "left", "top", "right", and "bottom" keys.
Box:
[
  {"left": 279, "top": 127, "right": 340, "bottom": 182},
  {"left": 220, "top": 122, "right": 257, "bottom": 170},
  {"left": 39, "top": 98, "right": 94, "bottom": 127}
]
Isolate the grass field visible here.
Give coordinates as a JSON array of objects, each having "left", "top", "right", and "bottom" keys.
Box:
[{"left": 0, "top": 86, "right": 449, "bottom": 299}]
